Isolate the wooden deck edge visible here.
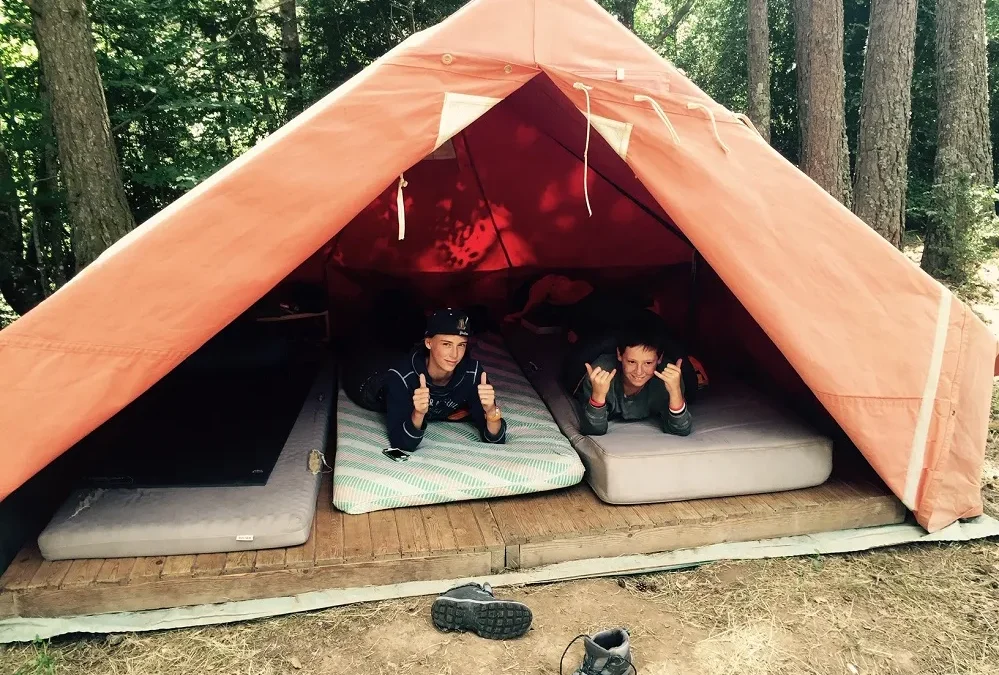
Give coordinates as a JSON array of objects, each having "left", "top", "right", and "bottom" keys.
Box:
[
  {"left": 514, "top": 494, "right": 907, "bottom": 569},
  {"left": 2, "top": 552, "right": 492, "bottom": 620}
]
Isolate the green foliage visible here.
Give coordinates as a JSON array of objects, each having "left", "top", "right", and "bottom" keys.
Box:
[
  {"left": 301, "top": 0, "right": 466, "bottom": 101},
  {"left": 12, "top": 638, "right": 57, "bottom": 675},
  {"left": 767, "top": 0, "right": 800, "bottom": 163},
  {"left": 0, "top": 293, "right": 16, "bottom": 329},
  {"left": 989, "top": 0, "right": 999, "bottom": 184},
  {"left": 923, "top": 173, "right": 999, "bottom": 286},
  {"left": 907, "top": 0, "right": 938, "bottom": 235},
  {"left": 673, "top": 0, "right": 748, "bottom": 116},
  {"left": 843, "top": 0, "right": 869, "bottom": 172}
]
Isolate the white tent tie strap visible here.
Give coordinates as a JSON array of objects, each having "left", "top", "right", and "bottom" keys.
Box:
[
  {"left": 573, "top": 82, "right": 594, "bottom": 217},
  {"left": 633, "top": 94, "right": 681, "bottom": 145},
  {"left": 396, "top": 173, "right": 408, "bottom": 240},
  {"left": 686, "top": 102, "right": 730, "bottom": 154}
]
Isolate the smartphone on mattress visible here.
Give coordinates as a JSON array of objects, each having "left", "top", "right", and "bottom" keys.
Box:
[{"left": 382, "top": 448, "right": 411, "bottom": 462}]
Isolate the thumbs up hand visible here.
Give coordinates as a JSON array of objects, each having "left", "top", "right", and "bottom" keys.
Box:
[
  {"left": 477, "top": 371, "right": 496, "bottom": 413},
  {"left": 412, "top": 373, "right": 431, "bottom": 415}
]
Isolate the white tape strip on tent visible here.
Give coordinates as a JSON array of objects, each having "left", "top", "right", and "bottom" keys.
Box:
[{"left": 903, "top": 284, "right": 954, "bottom": 510}]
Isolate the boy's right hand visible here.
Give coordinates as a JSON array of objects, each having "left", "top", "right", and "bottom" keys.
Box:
[
  {"left": 413, "top": 373, "right": 430, "bottom": 415},
  {"left": 584, "top": 363, "right": 616, "bottom": 404}
]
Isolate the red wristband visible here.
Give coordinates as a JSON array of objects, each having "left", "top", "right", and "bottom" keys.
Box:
[{"left": 589, "top": 397, "right": 606, "bottom": 408}]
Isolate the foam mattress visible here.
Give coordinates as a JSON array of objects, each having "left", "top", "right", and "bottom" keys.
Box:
[
  {"left": 332, "top": 334, "right": 585, "bottom": 514},
  {"left": 505, "top": 327, "right": 833, "bottom": 504},
  {"left": 37, "top": 362, "right": 335, "bottom": 560}
]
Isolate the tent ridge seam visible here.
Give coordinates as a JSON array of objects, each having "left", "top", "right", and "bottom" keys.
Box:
[
  {"left": 383, "top": 60, "right": 540, "bottom": 82},
  {"left": 0, "top": 335, "right": 184, "bottom": 359}
]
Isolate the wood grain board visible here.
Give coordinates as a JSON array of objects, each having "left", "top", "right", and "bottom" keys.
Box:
[{"left": 0, "top": 479, "right": 905, "bottom": 620}]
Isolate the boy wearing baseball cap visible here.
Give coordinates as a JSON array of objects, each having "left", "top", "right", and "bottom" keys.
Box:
[{"left": 384, "top": 309, "right": 507, "bottom": 451}]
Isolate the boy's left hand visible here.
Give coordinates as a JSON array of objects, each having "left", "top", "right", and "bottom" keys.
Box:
[
  {"left": 654, "top": 359, "right": 684, "bottom": 399},
  {"left": 478, "top": 372, "right": 496, "bottom": 412}
]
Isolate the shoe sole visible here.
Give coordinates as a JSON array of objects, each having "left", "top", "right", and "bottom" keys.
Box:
[{"left": 431, "top": 597, "right": 533, "bottom": 640}]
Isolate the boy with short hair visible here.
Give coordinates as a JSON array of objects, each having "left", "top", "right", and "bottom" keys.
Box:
[
  {"left": 570, "top": 323, "right": 692, "bottom": 437},
  {"left": 384, "top": 309, "right": 507, "bottom": 451}
]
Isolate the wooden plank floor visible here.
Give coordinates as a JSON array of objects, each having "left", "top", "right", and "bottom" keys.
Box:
[
  {"left": 0, "top": 476, "right": 905, "bottom": 620},
  {"left": 492, "top": 479, "right": 906, "bottom": 569}
]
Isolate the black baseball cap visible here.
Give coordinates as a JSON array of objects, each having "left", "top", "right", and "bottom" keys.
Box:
[{"left": 425, "top": 308, "right": 472, "bottom": 337}]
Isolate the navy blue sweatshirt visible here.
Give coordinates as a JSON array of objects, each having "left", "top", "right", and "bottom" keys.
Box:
[{"left": 385, "top": 348, "right": 508, "bottom": 451}]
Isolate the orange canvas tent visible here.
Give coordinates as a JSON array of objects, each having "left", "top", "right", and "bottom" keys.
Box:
[{"left": 0, "top": 0, "right": 995, "bottom": 533}]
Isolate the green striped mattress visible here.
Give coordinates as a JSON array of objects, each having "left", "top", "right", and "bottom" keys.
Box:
[{"left": 332, "top": 334, "right": 585, "bottom": 514}]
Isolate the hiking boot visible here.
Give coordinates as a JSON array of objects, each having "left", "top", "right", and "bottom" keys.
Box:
[
  {"left": 430, "top": 582, "right": 532, "bottom": 640},
  {"left": 560, "top": 628, "right": 635, "bottom": 675}
]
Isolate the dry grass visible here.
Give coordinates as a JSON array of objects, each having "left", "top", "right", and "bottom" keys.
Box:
[
  {"left": 3, "top": 544, "right": 999, "bottom": 675},
  {"left": 983, "top": 386, "right": 999, "bottom": 519},
  {"left": 618, "top": 542, "right": 999, "bottom": 675}
]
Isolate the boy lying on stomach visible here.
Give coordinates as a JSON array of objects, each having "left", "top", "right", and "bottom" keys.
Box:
[
  {"left": 384, "top": 309, "right": 508, "bottom": 451},
  {"left": 569, "top": 323, "right": 692, "bottom": 437}
]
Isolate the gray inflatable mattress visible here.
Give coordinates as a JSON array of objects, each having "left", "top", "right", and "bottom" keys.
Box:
[
  {"left": 504, "top": 327, "right": 833, "bottom": 505},
  {"left": 37, "top": 363, "right": 334, "bottom": 560}
]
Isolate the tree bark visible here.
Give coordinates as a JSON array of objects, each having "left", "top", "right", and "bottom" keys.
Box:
[
  {"left": 38, "top": 65, "right": 73, "bottom": 286},
  {"left": 794, "top": 0, "right": 852, "bottom": 207},
  {"left": 852, "top": 0, "right": 918, "bottom": 248},
  {"left": 279, "top": 0, "right": 303, "bottom": 118},
  {"left": 747, "top": 0, "right": 771, "bottom": 143},
  {"left": 0, "top": 143, "right": 44, "bottom": 316},
  {"left": 793, "top": 0, "right": 810, "bottom": 139},
  {"left": 921, "top": 0, "right": 994, "bottom": 277},
  {"left": 30, "top": 0, "right": 134, "bottom": 273},
  {"left": 243, "top": 0, "right": 275, "bottom": 136}
]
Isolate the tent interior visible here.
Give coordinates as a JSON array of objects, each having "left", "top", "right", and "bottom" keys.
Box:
[
  {"left": 0, "top": 73, "right": 906, "bottom": 619},
  {"left": 295, "top": 73, "right": 850, "bottom": 453}
]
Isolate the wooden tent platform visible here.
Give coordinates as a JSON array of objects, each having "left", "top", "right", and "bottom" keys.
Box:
[{"left": 0, "top": 476, "right": 906, "bottom": 620}]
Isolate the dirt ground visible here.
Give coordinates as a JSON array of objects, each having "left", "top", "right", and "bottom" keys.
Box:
[
  {"left": 2, "top": 541, "right": 998, "bottom": 675},
  {"left": 3, "top": 255, "right": 999, "bottom": 675}
]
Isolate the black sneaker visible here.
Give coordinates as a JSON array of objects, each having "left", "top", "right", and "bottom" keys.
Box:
[{"left": 430, "top": 582, "right": 533, "bottom": 640}]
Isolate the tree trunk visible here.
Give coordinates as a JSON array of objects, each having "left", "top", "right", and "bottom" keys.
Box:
[
  {"left": 0, "top": 143, "right": 44, "bottom": 316},
  {"left": 659, "top": 0, "right": 695, "bottom": 41},
  {"left": 30, "top": 0, "right": 135, "bottom": 273},
  {"left": 852, "top": 0, "right": 918, "bottom": 248},
  {"left": 747, "top": 0, "right": 771, "bottom": 143},
  {"left": 793, "top": 0, "right": 810, "bottom": 140},
  {"left": 38, "top": 66, "right": 74, "bottom": 286},
  {"left": 794, "top": 0, "right": 852, "bottom": 207},
  {"left": 244, "top": 0, "right": 275, "bottom": 136},
  {"left": 921, "top": 0, "right": 994, "bottom": 277},
  {"left": 280, "top": 0, "right": 303, "bottom": 118}
]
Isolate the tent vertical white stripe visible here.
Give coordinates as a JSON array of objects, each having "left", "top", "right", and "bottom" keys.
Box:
[{"left": 903, "top": 285, "right": 952, "bottom": 510}]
